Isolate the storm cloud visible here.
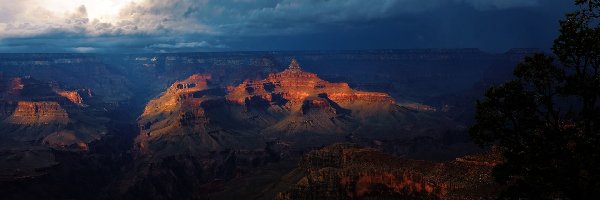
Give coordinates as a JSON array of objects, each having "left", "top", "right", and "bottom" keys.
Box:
[{"left": 0, "top": 0, "right": 573, "bottom": 53}]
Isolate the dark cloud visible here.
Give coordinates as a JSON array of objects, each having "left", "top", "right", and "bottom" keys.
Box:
[{"left": 0, "top": 0, "right": 575, "bottom": 53}]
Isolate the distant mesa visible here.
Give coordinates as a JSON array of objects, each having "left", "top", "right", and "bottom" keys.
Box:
[
  {"left": 0, "top": 76, "right": 108, "bottom": 180},
  {"left": 136, "top": 59, "right": 451, "bottom": 158},
  {"left": 129, "top": 59, "right": 452, "bottom": 198},
  {"left": 7, "top": 101, "right": 69, "bottom": 125},
  {"left": 226, "top": 58, "right": 395, "bottom": 108},
  {"left": 0, "top": 76, "right": 107, "bottom": 151}
]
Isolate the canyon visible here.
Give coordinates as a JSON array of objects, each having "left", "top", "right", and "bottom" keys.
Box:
[
  {"left": 276, "top": 143, "right": 501, "bottom": 200},
  {"left": 0, "top": 76, "right": 110, "bottom": 193},
  {"left": 0, "top": 49, "right": 534, "bottom": 199},
  {"left": 135, "top": 59, "right": 459, "bottom": 157}
]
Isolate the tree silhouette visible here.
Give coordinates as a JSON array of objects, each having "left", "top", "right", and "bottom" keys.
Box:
[{"left": 470, "top": 0, "right": 600, "bottom": 199}]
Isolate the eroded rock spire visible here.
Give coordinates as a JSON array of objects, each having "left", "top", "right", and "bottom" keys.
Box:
[{"left": 288, "top": 58, "right": 301, "bottom": 71}]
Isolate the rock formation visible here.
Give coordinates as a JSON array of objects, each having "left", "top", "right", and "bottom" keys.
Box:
[
  {"left": 0, "top": 51, "right": 534, "bottom": 199},
  {"left": 136, "top": 74, "right": 264, "bottom": 157},
  {"left": 126, "top": 59, "right": 460, "bottom": 199},
  {"left": 225, "top": 59, "right": 452, "bottom": 145},
  {"left": 276, "top": 143, "right": 501, "bottom": 200},
  {"left": 227, "top": 59, "right": 395, "bottom": 109},
  {"left": 56, "top": 90, "right": 84, "bottom": 105},
  {"left": 7, "top": 101, "right": 69, "bottom": 125},
  {"left": 136, "top": 59, "right": 450, "bottom": 158},
  {"left": 0, "top": 76, "right": 108, "bottom": 181}
]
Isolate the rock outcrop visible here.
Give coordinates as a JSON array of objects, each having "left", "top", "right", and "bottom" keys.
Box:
[
  {"left": 0, "top": 51, "right": 533, "bottom": 199},
  {"left": 136, "top": 59, "right": 452, "bottom": 158},
  {"left": 7, "top": 101, "right": 69, "bottom": 125},
  {"left": 276, "top": 143, "right": 501, "bottom": 200},
  {"left": 224, "top": 59, "right": 449, "bottom": 144},
  {"left": 56, "top": 90, "right": 84, "bottom": 105},
  {"left": 8, "top": 77, "right": 24, "bottom": 96},
  {"left": 136, "top": 74, "right": 264, "bottom": 157},
  {"left": 0, "top": 76, "right": 108, "bottom": 180},
  {"left": 227, "top": 59, "right": 395, "bottom": 110},
  {"left": 126, "top": 59, "right": 461, "bottom": 199}
]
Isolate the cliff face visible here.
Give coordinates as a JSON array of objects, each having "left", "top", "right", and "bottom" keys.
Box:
[
  {"left": 0, "top": 76, "right": 109, "bottom": 180},
  {"left": 0, "top": 51, "right": 532, "bottom": 199},
  {"left": 140, "top": 74, "right": 211, "bottom": 122},
  {"left": 57, "top": 90, "right": 84, "bottom": 105},
  {"left": 125, "top": 60, "right": 460, "bottom": 199},
  {"left": 226, "top": 59, "right": 395, "bottom": 110},
  {"left": 136, "top": 74, "right": 264, "bottom": 157},
  {"left": 224, "top": 59, "right": 443, "bottom": 143},
  {"left": 136, "top": 59, "right": 446, "bottom": 158},
  {"left": 276, "top": 143, "right": 501, "bottom": 200},
  {"left": 7, "top": 101, "right": 69, "bottom": 125}
]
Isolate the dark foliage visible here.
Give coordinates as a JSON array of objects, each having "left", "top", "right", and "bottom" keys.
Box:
[{"left": 470, "top": 0, "right": 600, "bottom": 199}]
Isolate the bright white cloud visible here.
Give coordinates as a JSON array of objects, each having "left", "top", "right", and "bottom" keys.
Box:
[
  {"left": 0, "top": 0, "right": 211, "bottom": 38},
  {"left": 37, "top": 0, "right": 140, "bottom": 22}
]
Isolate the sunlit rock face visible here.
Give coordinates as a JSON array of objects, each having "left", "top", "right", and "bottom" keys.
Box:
[
  {"left": 136, "top": 74, "right": 216, "bottom": 154},
  {"left": 126, "top": 59, "right": 459, "bottom": 199},
  {"left": 129, "top": 74, "right": 271, "bottom": 199},
  {"left": 226, "top": 59, "right": 450, "bottom": 144},
  {"left": 137, "top": 59, "right": 454, "bottom": 157},
  {"left": 7, "top": 101, "right": 69, "bottom": 125},
  {"left": 0, "top": 77, "right": 108, "bottom": 147},
  {"left": 227, "top": 59, "right": 395, "bottom": 110},
  {"left": 276, "top": 143, "right": 501, "bottom": 200},
  {"left": 136, "top": 74, "right": 264, "bottom": 157},
  {"left": 57, "top": 90, "right": 84, "bottom": 105},
  {"left": 139, "top": 74, "right": 212, "bottom": 126},
  {"left": 0, "top": 76, "right": 108, "bottom": 179}
]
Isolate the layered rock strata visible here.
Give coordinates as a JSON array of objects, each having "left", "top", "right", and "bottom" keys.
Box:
[{"left": 276, "top": 143, "right": 501, "bottom": 200}]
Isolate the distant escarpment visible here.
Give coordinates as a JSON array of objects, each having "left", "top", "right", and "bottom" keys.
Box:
[
  {"left": 136, "top": 59, "right": 451, "bottom": 158},
  {"left": 7, "top": 101, "right": 70, "bottom": 124},
  {"left": 125, "top": 59, "right": 458, "bottom": 199},
  {"left": 0, "top": 76, "right": 108, "bottom": 180},
  {"left": 275, "top": 143, "right": 501, "bottom": 200}
]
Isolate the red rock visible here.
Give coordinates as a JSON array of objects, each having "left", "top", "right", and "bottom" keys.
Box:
[
  {"left": 57, "top": 90, "right": 84, "bottom": 105},
  {"left": 8, "top": 77, "right": 24, "bottom": 96},
  {"left": 227, "top": 59, "right": 395, "bottom": 110},
  {"left": 277, "top": 143, "right": 501, "bottom": 200},
  {"left": 7, "top": 101, "right": 69, "bottom": 124}
]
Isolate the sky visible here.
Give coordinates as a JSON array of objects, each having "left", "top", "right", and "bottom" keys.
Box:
[{"left": 0, "top": 0, "right": 575, "bottom": 53}]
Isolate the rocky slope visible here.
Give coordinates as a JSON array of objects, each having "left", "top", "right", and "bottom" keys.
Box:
[
  {"left": 135, "top": 59, "right": 453, "bottom": 158},
  {"left": 136, "top": 74, "right": 264, "bottom": 157},
  {"left": 275, "top": 143, "right": 501, "bottom": 200},
  {"left": 7, "top": 101, "right": 70, "bottom": 125},
  {"left": 0, "top": 51, "right": 536, "bottom": 199},
  {"left": 0, "top": 76, "right": 108, "bottom": 180},
  {"left": 225, "top": 59, "right": 453, "bottom": 147},
  {"left": 123, "top": 74, "right": 272, "bottom": 199},
  {"left": 124, "top": 60, "right": 460, "bottom": 199}
]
